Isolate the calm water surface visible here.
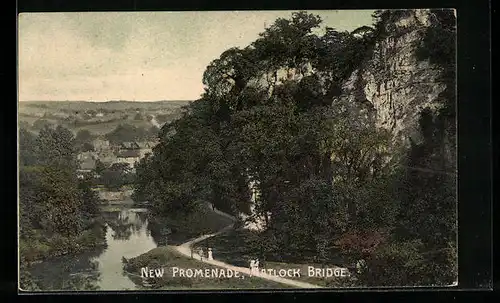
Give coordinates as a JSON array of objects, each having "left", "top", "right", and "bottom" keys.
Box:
[{"left": 29, "top": 206, "right": 159, "bottom": 291}]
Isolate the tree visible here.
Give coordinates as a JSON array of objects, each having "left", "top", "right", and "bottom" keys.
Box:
[
  {"left": 100, "top": 162, "right": 133, "bottom": 189},
  {"left": 147, "top": 125, "right": 160, "bottom": 140},
  {"left": 33, "top": 119, "right": 52, "bottom": 130},
  {"left": 105, "top": 124, "right": 141, "bottom": 144},
  {"left": 100, "top": 169, "right": 124, "bottom": 190},
  {"left": 132, "top": 11, "right": 456, "bottom": 285},
  {"left": 19, "top": 166, "right": 43, "bottom": 238},
  {"left": 35, "top": 125, "right": 78, "bottom": 171},
  {"left": 132, "top": 154, "right": 155, "bottom": 203},
  {"left": 19, "top": 128, "right": 38, "bottom": 166},
  {"left": 94, "top": 159, "right": 107, "bottom": 175},
  {"left": 81, "top": 142, "right": 95, "bottom": 152},
  {"left": 31, "top": 166, "right": 84, "bottom": 237},
  {"left": 78, "top": 178, "right": 100, "bottom": 220},
  {"left": 203, "top": 47, "right": 260, "bottom": 103},
  {"left": 75, "top": 129, "right": 93, "bottom": 144}
]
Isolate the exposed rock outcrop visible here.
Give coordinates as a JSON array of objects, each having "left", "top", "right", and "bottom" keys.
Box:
[{"left": 338, "top": 9, "right": 454, "bottom": 150}]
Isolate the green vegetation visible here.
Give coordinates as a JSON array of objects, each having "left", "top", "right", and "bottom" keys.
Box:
[
  {"left": 72, "top": 119, "right": 150, "bottom": 136},
  {"left": 105, "top": 123, "right": 147, "bottom": 144},
  {"left": 18, "top": 101, "right": 189, "bottom": 136},
  {"left": 122, "top": 246, "right": 294, "bottom": 289},
  {"left": 18, "top": 10, "right": 456, "bottom": 290},
  {"left": 358, "top": 9, "right": 457, "bottom": 287},
  {"left": 134, "top": 10, "right": 456, "bottom": 287},
  {"left": 32, "top": 119, "right": 54, "bottom": 130},
  {"left": 74, "top": 129, "right": 96, "bottom": 152},
  {"left": 192, "top": 229, "right": 356, "bottom": 287},
  {"left": 19, "top": 225, "right": 106, "bottom": 263},
  {"left": 19, "top": 125, "right": 106, "bottom": 290},
  {"left": 98, "top": 162, "right": 135, "bottom": 190},
  {"left": 147, "top": 204, "right": 234, "bottom": 246}
]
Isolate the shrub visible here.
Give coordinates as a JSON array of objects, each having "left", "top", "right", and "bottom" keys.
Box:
[
  {"left": 19, "top": 239, "right": 50, "bottom": 263},
  {"left": 334, "top": 229, "right": 389, "bottom": 263},
  {"left": 357, "top": 239, "right": 429, "bottom": 286}
]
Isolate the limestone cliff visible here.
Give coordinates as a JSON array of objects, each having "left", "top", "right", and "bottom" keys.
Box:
[{"left": 338, "top": 9, "right": 456, "bottom": 151}]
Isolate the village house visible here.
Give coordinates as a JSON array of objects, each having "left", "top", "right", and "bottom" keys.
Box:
[
  {"left": 114, "top": 142, "right": 141, "bottom": 171},
  {"left": 137, "top": 141, "right": 155, "bottom": 158},
  {"left": 116, "top": 149, "right": 140, "bottom": 168},
  {"left": 120, "top": 141, "right": 140, "bottom": 150},
  {"left": 77, "top": 151, "right": 97, "bottom": 179}
]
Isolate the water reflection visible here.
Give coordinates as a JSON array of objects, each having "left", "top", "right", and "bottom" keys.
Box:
[
  {"left": 28, "top": 246, "right": 105, "bottom": 291},
  {"left": 28, "top": 207, "right": 158, "bottom": 291},
  {"left": 102, "top": 210, "right": 148, "bottom": 241},
  {"left": 146, "top": 216, "right": 195, "bottom": 246}
]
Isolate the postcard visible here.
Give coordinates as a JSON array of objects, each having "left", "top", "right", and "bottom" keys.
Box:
[{"left": 18, "top": 9, "right": 457, "bottom": 291}]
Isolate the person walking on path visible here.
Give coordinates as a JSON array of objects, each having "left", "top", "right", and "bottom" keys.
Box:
[{"left": 249, "top": 260, "right": 255, "bottom": 276}]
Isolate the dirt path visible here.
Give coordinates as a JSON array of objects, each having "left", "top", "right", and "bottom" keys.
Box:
[{"left": 172, "top": 204, "right": 322, "bottom": 289}]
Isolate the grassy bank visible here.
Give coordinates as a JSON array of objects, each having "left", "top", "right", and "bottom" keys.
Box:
[
  {"left": 192, "top": 228, "right": 358, "bottom": 288},
  {"left": 148, "top": 206, "right": 235, "bottom": 246},
  {"left": 123, "top": 246, "right": 295, "bottom": 289}
]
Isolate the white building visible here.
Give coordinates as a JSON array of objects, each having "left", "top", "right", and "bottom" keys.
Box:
[{"left": 115, "top": 149, "right": 140, "bottom": 169}]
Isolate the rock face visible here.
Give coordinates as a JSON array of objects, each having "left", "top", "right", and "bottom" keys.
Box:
[
  {"left": 240, "top": 177, "right": 267, "bottom": 231},
  {"left": 247, "top": 62, "right": 315, "bottom": 97},
  {"left": 338, "top": 9, "right": 453, "bottom": 149},
  {"left": 238, "top": 10, "right": 456, "bottom": 227}
]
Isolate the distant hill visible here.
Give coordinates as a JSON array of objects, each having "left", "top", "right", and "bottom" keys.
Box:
[
  {"left": 19, "top": 100, "right": 193, "bottom": 111},
  {"left": 18, "top": 100, "right": 193, "bottom": 136}
]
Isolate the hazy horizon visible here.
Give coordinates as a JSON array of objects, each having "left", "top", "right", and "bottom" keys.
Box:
[
  {"left": 19, "top": 99, "right": 194, "bottom": 103},
  {"left": 18, "top": 10, "right": 375, "bottom": 102}
]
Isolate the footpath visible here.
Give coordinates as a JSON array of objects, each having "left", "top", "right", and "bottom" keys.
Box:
[{"left": 172, "top": 203, "right": 322, "bottom": 289}]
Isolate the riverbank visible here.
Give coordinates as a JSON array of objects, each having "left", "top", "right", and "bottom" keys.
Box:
[
  {"left": 191, "top": 228, "right": 358, "bottom": 287},
  {"left": 24, "top": 206, "right": 160, "bottom": 291},
  {"left": 19, "top": 220, "right": 108, "bottom": 291},
  {"left": 123, "top": 246, "right": 294, "bottom": 289},
  {"left": 127, "top": 204, "right": 326, "bottom": 289},
  {"left": 19, "top": 220, "right": 107, "bottom": 266},
  {"left": 146, "top": 205, "right": 235, "bottom": 246}
]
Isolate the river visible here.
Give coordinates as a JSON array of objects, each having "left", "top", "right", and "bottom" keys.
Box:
[{"left": 28, "top": 206, "right": 159, "bottom": 291}]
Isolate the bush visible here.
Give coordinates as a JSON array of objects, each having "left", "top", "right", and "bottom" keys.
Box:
[
  {"left": 19, "top": 239, "right": 51, "bottom": 263},
  {"left": 77, "top": 228, "right": 106, "bottom": 249},
  {"left": 357, "top": 240, "right": 429, "bottom": 286},
  {"left": 334, "top": 229, "right": 388, "bottom": 264}
]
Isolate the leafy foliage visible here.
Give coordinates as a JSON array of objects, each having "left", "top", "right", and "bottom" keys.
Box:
[
  {"left": 100, "top": 162, "right": 133, "bottom": 189},
  {"left": 132, "top": 10, "right": 457, "bottom": 286},
  {"left": 18, "top": 125, "right": 106, "bottom": 270},
  {"left": 105, "top": 123, "right": 147, "bottom": 144}
]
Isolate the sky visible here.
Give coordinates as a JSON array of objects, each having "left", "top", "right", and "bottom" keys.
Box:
[{"left": 18, "top": 10, "right": 375, "bottom": 102}]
